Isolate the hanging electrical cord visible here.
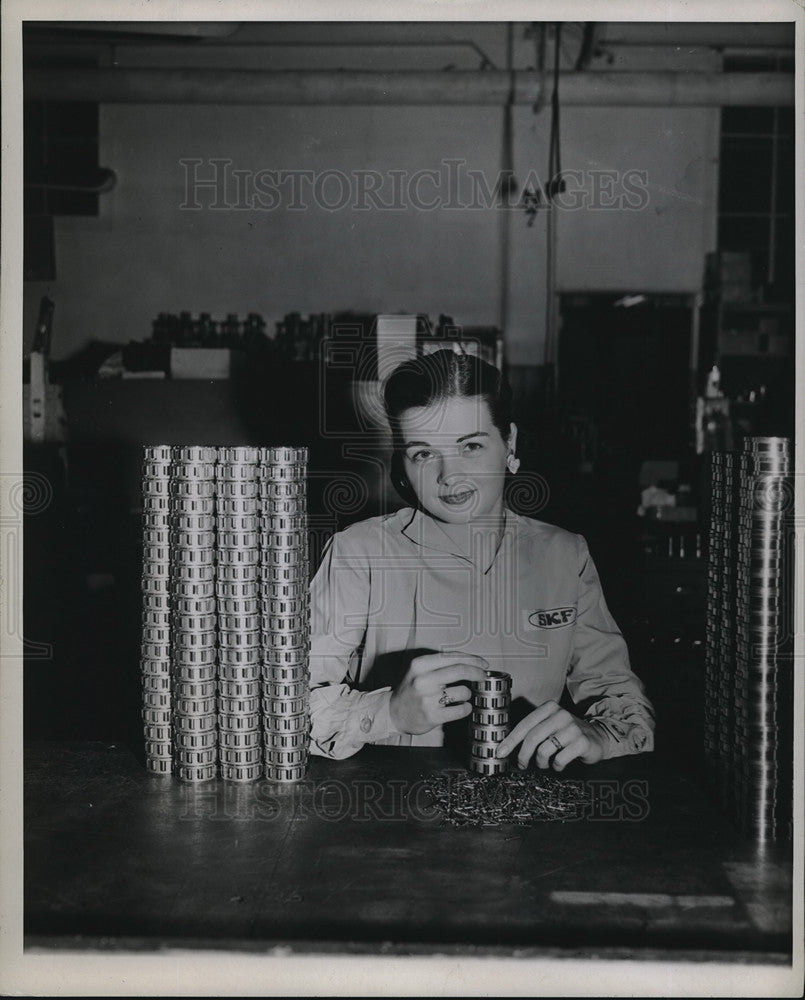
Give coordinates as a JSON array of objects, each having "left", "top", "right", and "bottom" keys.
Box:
[
  {"left": 543, "top": 22, "right": 563, "bottom": 374},
  {"left": 497, "top": 22, "right": 516, "bottom": 341}
]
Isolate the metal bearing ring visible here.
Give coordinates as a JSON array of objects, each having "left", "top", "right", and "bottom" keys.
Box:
[
  {"left": 263, "top": 679, "right": 309, "bottom": 701},
  {"left": 142, "top": 690, "right": 172, "bottom": 710},
  {"left": 174, "top": 596, "right": 216, "bottom": 616},
  {"left": 218, "top": 711, "right": 261, "bottom": 731},
  {"left": 172, "top": 461, "right": 216, "bottom": 480},
  {"left": 260, "top": 446, "right": 308, "bottom": 464},
  {"left": 172, "top": 612, "right": 216, "bottom": 632},
  {"left": 265, "top": 747, "right": 308, "bottom": 767},
  {"left": 141, "top": 674, "right": 172, "bottom": 693},
  {"left": 172, "top": 712, "right": 218, "bottom": 733},
  {"left": 218, "top": 646, "right": 261, "bottom": 666},
  {"left": 260, "top": 580, "right": 308, "bottom": 600},
  {"left": 263, "top": 696, "right": 307, "bottom": 717},
  {"left": 173, "top": 630, "right": 217, "bottom": 649},
  {"left": 218, "top": 613, "right": 260, "bottom": 632},
  {"left": 220, "top": 762, "right": 261, "bottom": 783},
  {"left": 218, "top": 678, "right": 260, "bottom": 699},
  {"left": 218, "top": 630, "right": 261, "bottom": 649},
  {"left": 260, "top": 498, "right": 307, "bottom": 515},
  {"left": 262, "top": 631, "right": 308, "bottom": 650},
  {"left": 263, "top": 713, "right": 309, "bottom": 734},
  {"left": 141, "top": 706, "right": 173, "bottom": 725},
  {"left": 142, "top": 496, "right": 171, "bottom": 513},
  {"left": 216, "top": 581, "right": 259, "bottom": 600},
  {"left": 144, "top": 445, "right": 173, "bottom": 463},
  {"left": 143, "top": 723, "right": 172, "bottom": 742},
  {"left": 217, "top": 547, "right": 260, "bottom": 566},
  {"left": 174, "top": 729, "right": 218, "bottom": 750},
  {"left": 264, "top": 763, "right": 306, "bottom": 783},
  {"left": 174, "top": 694, "right": 217, "bottom": 715},
  {"left": 173, "top": 579, "right": 216, "bottom": 599},
  {"left": 176, "top": 763, "right": 217, "bottom": 783},
  {"left": 264, "top": 730, "right": 308, "bottom": 750},
  {"left": 261, "top": 663, "right": 309, "bottom": 684},
  {"left": 219, "top": 746, "right": 262, "bottom": 766},
  {"left": 174, "top": 446, "right": 217, "bottom": 464},
  {"left": 218, "top": 694, "right": 260, "bottom": 715},
  {"left": 217, "top": 664, "right": 260, "bottom": 685},
  {"left": 174, "top": 679, "right": 216, "bottom": 700},
  {"left": 172, "top": 513, "right": 215, "bottom": 532},
  {"left": 142, "top": 610, "right": 171, "bottom": 627},
  {"left": 218, "top": 728, "right": 262, "bottom": 749},
  {"left": 217, "top": 480, "right": 258, "bottom": 499},
  {"left": 145, "top": 757, "right": 173, "bottom": 776},
  {"left": 142, "top": 640, "right": 171, "bottom": 659},
  {"left": 261, "top": 646, "right": 309, "bottom": 667},
  {"left": 218, "top": 447, "right": 260, "bottom": 465},
  {"left": 216, "top": 563, "right": 259, "bottom": 583},
  {"left": 140, "top": 657, "right": 172, "bottom": 676}
]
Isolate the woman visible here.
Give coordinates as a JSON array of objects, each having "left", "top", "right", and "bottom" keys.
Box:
[{"left": 308, "top": 350, "right": 654, "bottom": 770}]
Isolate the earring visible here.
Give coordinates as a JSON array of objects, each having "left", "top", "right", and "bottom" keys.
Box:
[{"left": 507, "top": 453, "right": 520, "bottom": 474}]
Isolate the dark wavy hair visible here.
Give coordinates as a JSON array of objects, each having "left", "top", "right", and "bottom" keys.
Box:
[{"left": 383, "top": 350, "right": 513, "bottom": 505}]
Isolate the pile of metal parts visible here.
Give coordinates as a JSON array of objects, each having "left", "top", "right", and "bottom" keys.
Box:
[
  {"left": 423, "top": 770, "right": 587, "bottom": 827},
  {"left": 705, "top": 436, "right": 793, "bottom": 841},
  {"left": 139, "top": 445, "right": 310, "bottom": 783}
]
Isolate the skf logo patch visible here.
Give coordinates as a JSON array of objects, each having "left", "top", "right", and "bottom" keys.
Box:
[{"left": 529, "top": 607, "right": 577, "bottom": 629}]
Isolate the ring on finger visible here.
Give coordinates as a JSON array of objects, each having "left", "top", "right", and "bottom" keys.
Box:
[
  {"left": 439, "top": 687, "right": 450, "bottom": 707},
  {"left": 549, "top": 734, "right": 563, "bottom": 753}
]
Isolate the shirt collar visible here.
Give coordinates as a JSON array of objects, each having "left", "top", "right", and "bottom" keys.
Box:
[{"left": 400, "top": 506, "right": 514, "bottom": 573}]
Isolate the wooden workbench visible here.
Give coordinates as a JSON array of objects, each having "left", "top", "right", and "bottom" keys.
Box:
[{"left": 24, "top": 742, "right": 792, "bottom": 962}]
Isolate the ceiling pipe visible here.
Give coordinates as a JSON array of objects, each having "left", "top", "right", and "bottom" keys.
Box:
[
  {"left": 597, "top": 23, "right": 794, "bottom": 47},
  {"left": 33, "top": 21, "right": 242, "bottom": 38},
  {"left": 25, "top": 68, "right": 794, "bottom": 106}
]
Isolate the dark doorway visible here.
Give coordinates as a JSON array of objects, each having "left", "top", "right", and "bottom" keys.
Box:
[{"left": 558, "top": 292, "right": 695, "bottom": 468}]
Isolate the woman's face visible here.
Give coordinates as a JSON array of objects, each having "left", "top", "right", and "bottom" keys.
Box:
[{"left": 398, "top": 395, "right": 515, "bottom": 524}]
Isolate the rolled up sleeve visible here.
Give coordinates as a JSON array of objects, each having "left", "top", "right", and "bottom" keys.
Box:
[
  {"left": 308, "top": 529, "right": 401, "bottom": 758},
  {"left": 565, "top": 536, "right": 655, "bottom": 759}
]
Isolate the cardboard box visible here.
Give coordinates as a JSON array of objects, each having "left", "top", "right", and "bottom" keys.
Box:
[{"left": 170, "top": 348, "right": 232, "bottom": 379}]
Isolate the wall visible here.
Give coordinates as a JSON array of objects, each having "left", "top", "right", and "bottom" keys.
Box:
[{"left": 22, "top": 27, "right": 720, "bottom": 366}]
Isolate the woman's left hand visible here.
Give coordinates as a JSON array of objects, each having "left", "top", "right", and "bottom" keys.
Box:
[{"left": 494, "top": 700, "right": 607, "bottom": 772}]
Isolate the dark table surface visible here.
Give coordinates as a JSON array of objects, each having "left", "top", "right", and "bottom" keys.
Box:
[{"left": 24, "top": 741, "right": 793, "bottom": 960}]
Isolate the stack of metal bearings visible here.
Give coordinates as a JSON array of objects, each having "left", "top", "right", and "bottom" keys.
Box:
[
  {"left": 140, "top": 444, "right": 311, "bottom": 784},
  {"left": 704, "top": 437, "right": 793, "bottom": 842},
  {"left": 703, "top": 450, "right": 741, "bottom": 811},
  {"left": 703, "top": 452, "right": 722, "bottom": 797},
  {"left": 258, "top": 447, "right": 311, "bottom": 783},
  {"left": 170, "top": 446, "right": 219, "bottom": 783},
  {"left": 733, "top": 436, "right": 793, "bottom": 841},
  {"left": 468, "top": 671, "right": 511, "bottom": 776},
  {"left": 216, "top": 447, "right": 263, "bottom": 782},
  {"left": 140, "top": 445, "right": 174, "bottom": 776}
]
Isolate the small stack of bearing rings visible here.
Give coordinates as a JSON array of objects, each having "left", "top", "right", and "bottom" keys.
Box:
[
  {"left": 258, "top": 447, "right": 311, "bottom": 783},
  {"left": 216, "top": 447, "right": 263, "bottom": 782},
  {"left": 140, "top": 445, "right": 174, "bottom": 776},
  {"left": 468, "top": 671, "right": 511, "bottom": 776},
  {"left": 170, "top": 446, "right": 219, "bottom": 782}
]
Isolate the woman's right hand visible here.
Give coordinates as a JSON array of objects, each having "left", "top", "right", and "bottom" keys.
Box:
[{"left": 388, "top": 651, "right": 490, "bottom": 735}]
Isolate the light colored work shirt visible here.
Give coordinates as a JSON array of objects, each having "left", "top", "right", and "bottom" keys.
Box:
[{"left": 308, "top": 506, "right": 654, "bottom": 760}]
